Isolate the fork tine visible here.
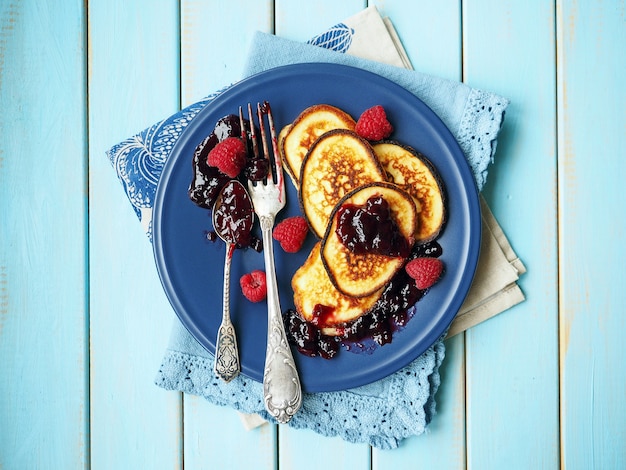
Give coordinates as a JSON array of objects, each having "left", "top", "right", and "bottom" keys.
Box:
[
  {"left": 239, "top": 103, "right": 259, "bottom": 158},
  {"left": 253, "top": 101, "right": 284, "bottom": 187},
  {"left": 238, "top": 106, "right": 246, "bottom": 143},
  {"left": 248, "top": 103, "right": 260, "bottom": 159},
  {"left": 264, "top": 102, "right": 284, "bottom": 188},
  {"left": 256, "top": 103, "right": 271, "bottom": 171}
]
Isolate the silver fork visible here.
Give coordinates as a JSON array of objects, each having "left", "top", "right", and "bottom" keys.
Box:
[{"left": 242, "top": 102, "right": 302, "bottom": 424}]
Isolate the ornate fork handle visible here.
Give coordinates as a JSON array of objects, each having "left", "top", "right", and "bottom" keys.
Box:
[
  {"left": 260, "top": 215, "right": 302, "bottom": 424},
  {"left": 244, "top": 100, "right": 302, "bottom": 423}
]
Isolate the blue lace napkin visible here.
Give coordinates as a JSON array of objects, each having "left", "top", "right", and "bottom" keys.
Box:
[{"left": 107, "top": 31, "right": 507, "bottom": 449}]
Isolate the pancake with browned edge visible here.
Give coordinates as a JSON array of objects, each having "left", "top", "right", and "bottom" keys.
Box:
[
  {"left": 281, "top": 104, "right": 356, "bottom": 184},
  {"left": 320, "top": 182, "right": 417, "bottom": 298},
  {"left": 299, "top": 129, "right": 387, "bottom": 238},
  {"left": 373, "top": 141, "right": 446, "bottom": 243}
]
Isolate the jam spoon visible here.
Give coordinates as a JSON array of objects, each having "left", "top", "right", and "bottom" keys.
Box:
[{"left": 212, "top": 179, "right": 254, "bottom": 382}]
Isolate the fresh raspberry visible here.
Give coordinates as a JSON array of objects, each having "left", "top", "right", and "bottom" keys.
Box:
[
  {"left": 355, "top": 105, "right": 393, "bottom": 141},
  {"left": 240, "top": 270, "right": 267, "bottom": 302},
  {"left": 207, "top": 137, "right": 247, "bottom": 178},
  {"left": 405, "top": 257, "right": 444, "bottom": 290},
  {"left": 273, "top": 216, "right": 309, "bottom": 253}
]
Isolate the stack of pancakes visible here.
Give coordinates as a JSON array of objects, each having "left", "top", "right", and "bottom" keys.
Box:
[{"left": 279, "top": 104, "right": 446, "bottom": 335}]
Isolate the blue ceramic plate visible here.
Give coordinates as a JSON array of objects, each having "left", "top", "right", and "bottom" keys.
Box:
[{"left": 153, "top": 63, "right": 480, "bottom": 393}]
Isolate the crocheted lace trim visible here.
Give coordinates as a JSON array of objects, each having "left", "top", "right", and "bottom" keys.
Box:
[
  {"left": 457, "top": 88, "right": 508, "bottom": 191},
  {"left": 156, "top": 340, "right": 445, "bottom": 450}
]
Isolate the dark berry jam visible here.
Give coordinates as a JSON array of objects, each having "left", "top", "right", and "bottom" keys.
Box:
[
  {"left": 285, "top": 310, "right": 317, "bottom": 355},
  {"left": 249, "top": 236, "right": 263, "bottom": 253},
  {"left": 189, "top": 134, "right": 230, "bottom": 209},
  {"left": 283, "top": 309, "right": 340, "bottom": 359},
  {"left": 213, "top": 114, "right": 242, "bottom": 141},
  {"left": 317, "top": 334, "right": 340, "bottom": 360},
  {"left": 414, "top": 240, "right": 443, "bottom": 257},
  {"left": 310, "top": 303, "right": 335, "bottom": 327},
  {"left": 283, "top": 240, "right": 443, "bottom": 359},
  {"left": 212, "top": 180, "right": 255, "bottom": 249},
  {"left": 189, "top": 114, "right": 261, "bottom": 209},
  {"left": 335, "top": 194, "right": 410, "bottom": 258},
  {"left": 244, "top": 157, "right": 270, "bottom": 181}
]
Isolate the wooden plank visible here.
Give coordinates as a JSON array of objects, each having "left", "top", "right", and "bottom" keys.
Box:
[
  {"left": 271, "top": 1, "right": 373, "bottom": 467},
  {"left": 558, "top": 0, "right": 626, "bottom": 468},
  {"left": 183, "top": 396, "right": 277, "bottom": 469},
  {"left": 371, "top": 338, "right": 466, "bottom": 469},
  {"left": 181, "top": 0, "right": 274, "bottom": 106},
  {"left": 369, "top": 1, "right": 467, "bottom": 467},
  {"left": 0, "top": 1, "right": 88, "bottom": 468},
  {"left": 463, "top": 0, "right": 560, "bottom": 468},
  {"left": 374, "top": 0, "right": 462, "bottom": 81},
  {"left": 178, "top": 2, "right": 278, "bottom": 468},
  {"left": 87, "top": 0, "right": 183, "bottom": 468}
]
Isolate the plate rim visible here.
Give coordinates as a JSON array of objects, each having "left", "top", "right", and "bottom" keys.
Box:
[{"left": 153, "top": 62, "right": 482, "bottom": 392}]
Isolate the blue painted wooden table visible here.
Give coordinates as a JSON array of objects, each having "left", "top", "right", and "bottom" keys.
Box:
[{"left": 1, "top": 1, "right": 625, "bottom": 468}]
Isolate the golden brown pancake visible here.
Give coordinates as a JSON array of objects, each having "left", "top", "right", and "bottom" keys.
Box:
[
  {"left": 281, "top": 104, "right": 356, "bottom": 185},
  {"left": 320, "top": 182, "right": 417, "bottom": 298},
  {"left": 373, "top": 141, "right": 446, "bottom": 243},
  {"left": 299, "top": 129, "right": 387, "bottom": 238},
  {"left": 291, "top": 243, "right": 382, "bottom": 332}
]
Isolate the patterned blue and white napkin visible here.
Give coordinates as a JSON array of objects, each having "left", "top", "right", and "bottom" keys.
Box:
[{"left": 107, "top": 7, "right": 511, "bottom": 449}]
